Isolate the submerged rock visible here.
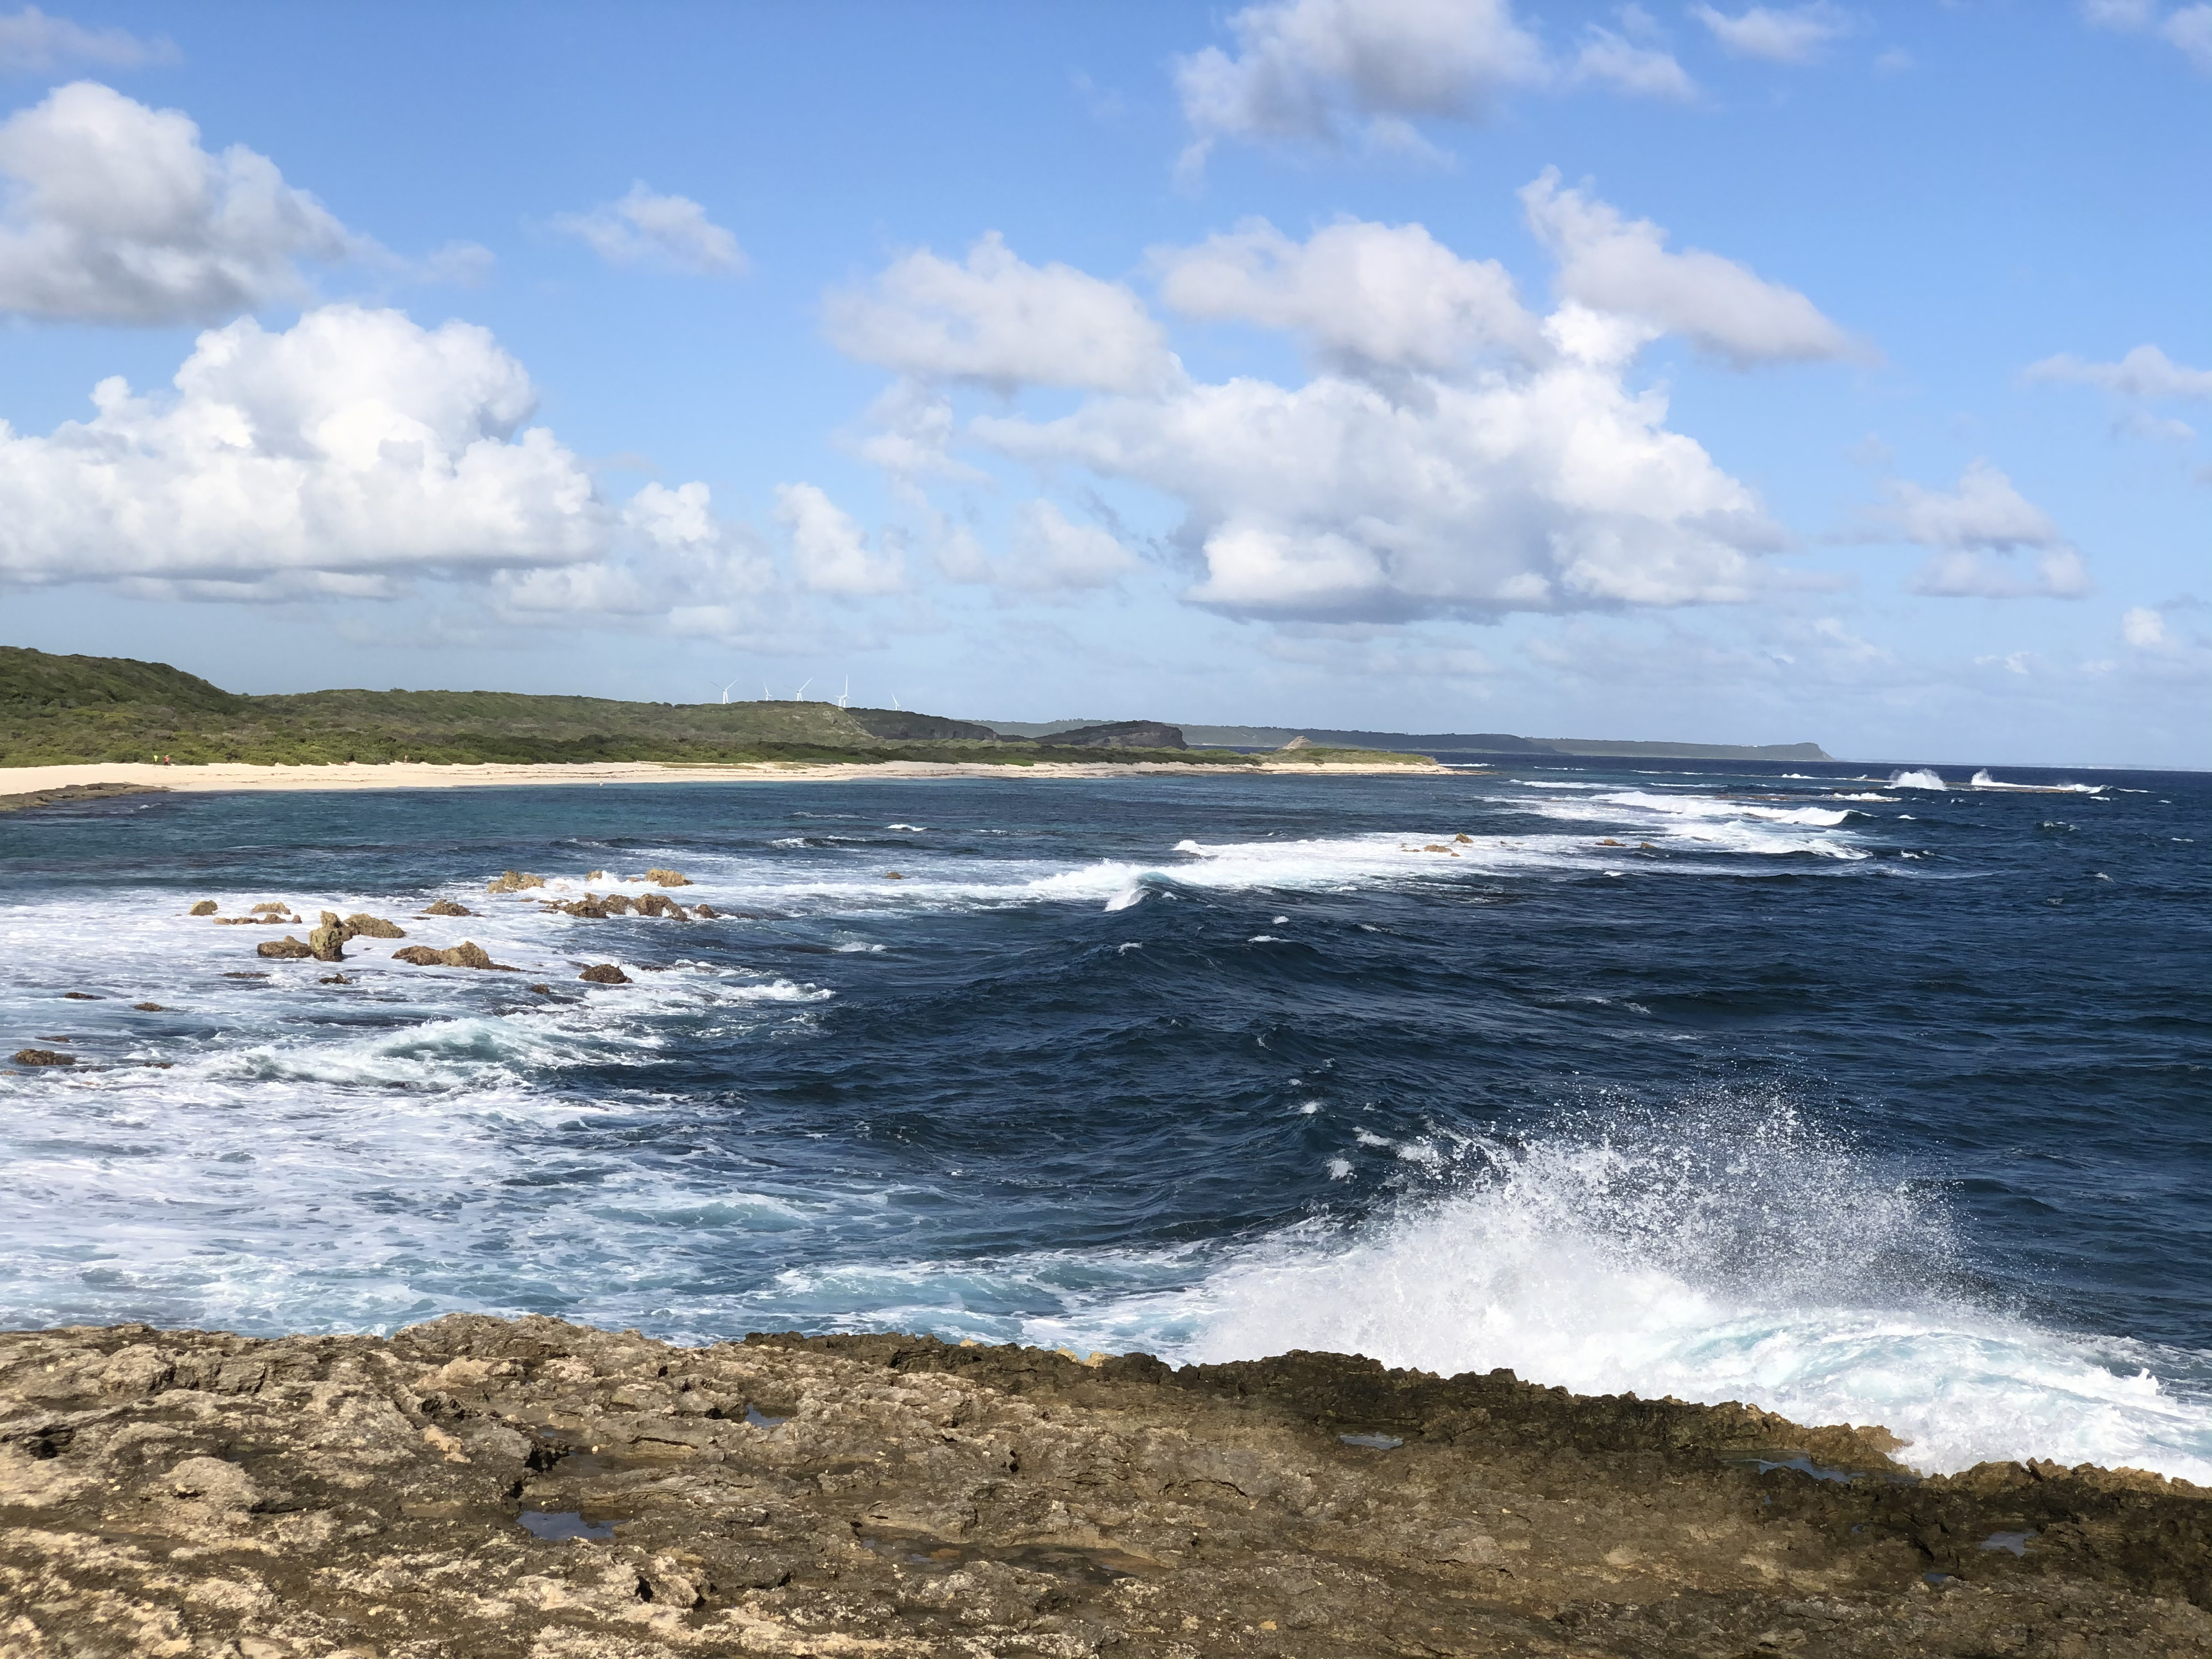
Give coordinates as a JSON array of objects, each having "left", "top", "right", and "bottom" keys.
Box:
[
  {"left": 255, "top": 935, "right": 314, "bottom": 959},
  {"left": 0, "top": 1316, "right": 2204, "bottom": 1658},
  {"left": 133, "top": 1002, "right": 164, "bottom": 1011},
  {"left": 188, "top": 899, "right": 218, "bottom": 916},
  {"left": 578, "top": 963, "right": 631, "bottom": 984},
  {"left": 12, "top": 1047, "right": 74, "bottom": 1066},
  {"left": 60, "top": 992, "right": 101, "bottom": 1000}
]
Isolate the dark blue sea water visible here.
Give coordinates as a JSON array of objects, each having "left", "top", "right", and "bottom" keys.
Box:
[{"left": 2, "top": 761, "right": 2206, "bottom": 1478}]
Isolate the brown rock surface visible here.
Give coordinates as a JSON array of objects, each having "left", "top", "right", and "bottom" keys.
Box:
[
  {"left": 1, "top": 1318, "right": 2205, "bottom": 1657},
  {"left": 423, "top": 899, "right": 475, "bottom": 917},
  {"left": 578, "top": 963, "right": 632, "bottom": 984},
  {"left": 344, "top": 913, "right": 406, "bottom": 938},
  {"left": 487, "top": 871, "right": 546, "bottom": 894},
  {"left": 255, "top": 935, "right": 314, "bottom": 960},
  {"left": 188, "top": 900, "right": 218, "bottom": 916},
  {"left": 309, "top": 913, "right": 348, "bottom": 963},
  {"left": 645, "top": 867, "right": 693, "bottom": 887},
  {"left": 10, "top": 1048, "right": 74, "bottom": 1066},
  {"left": 393, "top": 941, "right": 515, "bottom": 971}
]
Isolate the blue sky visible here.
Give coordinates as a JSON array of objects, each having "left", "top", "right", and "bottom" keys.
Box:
[{"left": 0, "top": 2, "right": 2205, "bottom": 764}]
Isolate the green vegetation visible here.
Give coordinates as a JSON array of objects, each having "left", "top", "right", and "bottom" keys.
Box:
[{"left": 0, "top": 647, "right": 1429, "bottom": 770}]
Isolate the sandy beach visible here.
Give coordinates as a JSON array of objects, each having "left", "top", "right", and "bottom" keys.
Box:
[{"left": 0, "top": 755, "right": 1453, "bottom": 801}]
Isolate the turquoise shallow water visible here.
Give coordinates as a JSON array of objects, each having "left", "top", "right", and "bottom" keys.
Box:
[{"left": 1, "top": 759, "right": 2205, "bottom": 1477}]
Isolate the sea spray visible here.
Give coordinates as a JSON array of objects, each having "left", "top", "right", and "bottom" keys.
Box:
[{"left": 1060, "top": 1094, "right": 2212, "bottom": 1481}]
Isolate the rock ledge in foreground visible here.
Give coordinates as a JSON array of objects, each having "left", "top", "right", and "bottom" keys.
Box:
[{"left": 1, "top": 1317, "right": 2206, "bottom": 1658}]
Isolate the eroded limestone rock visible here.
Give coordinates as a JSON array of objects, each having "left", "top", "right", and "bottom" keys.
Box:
[
  {"left": 0, "top": 1318, "right": 2204, "bottom": 1658},
  {"left": 255, "top": 935, "right": 314, "bottom": 960},
  {"left": 393, "top": 941, "right": 515, "bottom": 971}
]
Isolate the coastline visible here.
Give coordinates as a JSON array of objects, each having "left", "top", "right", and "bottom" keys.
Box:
[
  {"left": 2, "top": 1317, "right": 2204, "bottom": 1657},
  {"left": 0, "top": 755, "right": 1454, "bottom": 802}
]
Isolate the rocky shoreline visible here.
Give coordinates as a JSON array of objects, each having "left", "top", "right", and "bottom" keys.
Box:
[{"left": 3, "top": 1318, "right": 2206, "bottom": 1656}]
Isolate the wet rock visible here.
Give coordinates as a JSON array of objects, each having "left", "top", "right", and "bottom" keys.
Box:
[
  {"left": 343, "top": 912, "right": 406, "bottom": 938},
  {"left": 256, "top": 935, "right": 314, "bottom": 959},
  {"left": 60, "top": 991, "right": 101, "bottom": 1000},
  {"left": 309, "top": 912, "right": 348, "bottom": 963},
  {"left": 579, "top": 963, "right": 632, "bottom": 984},
  {"left": 12, "top": 1048, "right": 74, "bottom": 1066},
  {"left": 691, "top": 904, "right": 721, "bottom": 919},
  {"left": 487, "top": 870, "right": 546, "bottom": 893},
  {"left": 319, "top": 974, "right": 349, "bottom": 985},
  {"left": 189, "top": 899, "right": 218, "bottom": 916},
  {"left": 529, "top": 983, "right": 552, "bottom": 994},
  {"left": 423, "top": 898, "right": 475, "bottom": 916},
  {"left": 885, "top": 870, "right": 905, "bottom": 879},
  {"left": 221, "top": 972, "right": 268, "bottom": 979},
  {"left": 249, "top": 900, "right": 291, "bottom": 915},
  {"left": 634, "top": 892, "right": 688, "bottom": 919},
  {"left": 1, "top": 1317, "right": 2204, "bottom": 1659},
  {"left": 393, "top": 941, "right": 517, "bottom": 971},
  {"left": 133, "top": 1001, "right": 164, "bottom": 1011},
  {"left": 645, "top": 867, "right": 693, "bottom": 887},
  {"left": 1454, "top": 833, "right": 1474, "bottom": 844}
]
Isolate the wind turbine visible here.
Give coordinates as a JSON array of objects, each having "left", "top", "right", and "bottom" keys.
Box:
[
  {"left": 836, "top": 677, "right": 851, "bottom": 709},
  {"left": 717, "top": 680, "right": 739, "bottom": 705},
  {"left": 792, "top": 679, "right": 813, "bottom": 702}
]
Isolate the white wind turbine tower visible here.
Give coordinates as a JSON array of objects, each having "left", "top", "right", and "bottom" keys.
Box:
[
  {"left": 836, "top": 677, "right": 851, "bottom": 709},
  {"left": 716, "top": 680, "right": 739, "bottom": 705},
  {"left": 791, "top": 679, "right": 813, "bottom": 702}
]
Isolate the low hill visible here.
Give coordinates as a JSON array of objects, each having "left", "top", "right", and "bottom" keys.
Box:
[{"left": 1, "top": 649, "right": 1428, "bottom": 770}]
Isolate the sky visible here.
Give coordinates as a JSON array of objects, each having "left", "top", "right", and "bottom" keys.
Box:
[{"left": 0, "top": 2, "right": 2205, "bottom": 765}]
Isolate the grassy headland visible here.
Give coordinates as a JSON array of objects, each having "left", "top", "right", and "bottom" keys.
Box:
[{"left": 0, "top": 648, "right": 1430, "bottom": 770}]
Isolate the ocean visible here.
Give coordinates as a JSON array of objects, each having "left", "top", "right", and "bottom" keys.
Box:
[{"left": 2, "top": 761, "right": 2206, "bottom": 1483}]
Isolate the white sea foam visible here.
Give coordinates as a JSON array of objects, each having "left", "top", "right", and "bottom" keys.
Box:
[
  {"left": 1969, "top": 770, "right": 2106, "bottom": 794},
  {"left": 1890, "top": 769, "right": 1947, "bottom": 789},
  {"left": 1034, "top": 1100, "right": 2212, "bottom": 1483}
]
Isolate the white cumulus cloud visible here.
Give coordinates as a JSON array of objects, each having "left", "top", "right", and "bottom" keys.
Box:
[
  {"left": 1171, "top": 0, "right": 1694, "bottom": 171},
  {"left": 1174, "top": 0, "right": 1546, "bottom": 153},
  {"left": 1153, "top": 217, "right": 1542, "bottom": 373},
  {"left": 774, "top": 482, "right": 905, "bottom": 595},
  {"left": 2026, "top": 343, "right": 2212, "bottom": 399},
  {"left": 1571, "top": 22, "right": 1698, "bottom": 100},
  {"left": 0, "top": 6, "right": 173, "bottom": 71},
  {"left": 0, "top": 81, "right": 363, "bottom": 324},
  {"left": 1885, "top": 461, "right": 2091, "bottom": 599},
  {"left": 2083, "top": 1, "right": 2212, "bottom": 71},
  {"left": 1689, "top": 3, "right": 1851, "bottom": 64},
  {"left": 1004, "top": 500, "right": 1139, "bottom": 590},
  {"left": 1521, "top": 168, "right": 1859, "bottom": 366},
  {"left": 494, "top": 482, "right": 771, "bottom": 621},
  {"left": 0, "top": 304, "right": 753, "bottom": 603},
  {"left": 823, "top": 232, "right": 1178, "bottom": 396},
  {"left": 552, "top": 182, "right": 747, "bottom": 276},
  {"left": 975, "top": 325, "right": 1777, "bottom": 621}
]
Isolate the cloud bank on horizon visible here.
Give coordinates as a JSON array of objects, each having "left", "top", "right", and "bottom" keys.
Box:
[{"left": 0, "top": 1, "right": 2202, "bottom": 765}]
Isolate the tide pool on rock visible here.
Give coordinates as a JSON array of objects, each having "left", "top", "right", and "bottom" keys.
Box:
[{"left": 0, "top": 763, "right": 2206, "bottom": 1488}]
